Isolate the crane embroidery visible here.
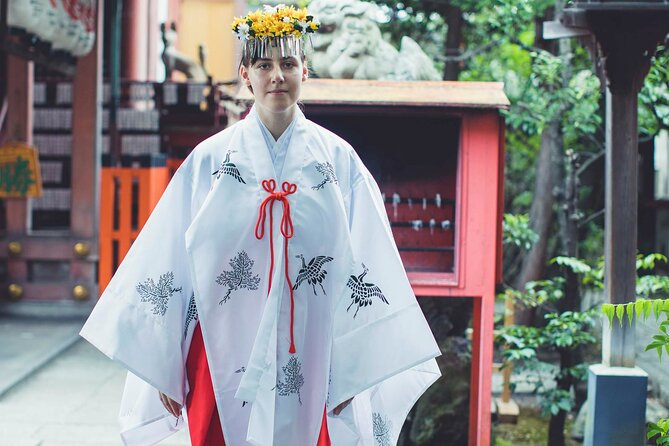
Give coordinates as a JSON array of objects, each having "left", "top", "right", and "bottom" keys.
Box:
[
  {"left": 293, "top": 254, "right": 334, "bottom": 295},
  {"left": 311, "top": 161, "right": 338, "bottom": 190},
  {"left": 136, "top": 271, "right": 182, "bottom": 316},
  {"left": 216, "top": 251, "right": 261, "bottom": 304},
  {"left": 346, "top": 263, "right": 388, "bottom": 318},
  {"left": 212, "top": 150, "right": 246, "bottom": 184},
  {"left": 184, "top": 292, "right": 198, "bottom": 338}
]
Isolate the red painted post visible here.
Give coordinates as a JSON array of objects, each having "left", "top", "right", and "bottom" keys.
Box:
[
  {"left": 4, "top": 54, "right": 33, "bottom": 296},
  {"left": 70, "top": 0, "right": 103, "bottom": 300},
  {"left": 121, "top": 0, "right": 149, "bottom": 81},
  {"left": 460, "top": 112, "right": 504, "bottom": 446}
]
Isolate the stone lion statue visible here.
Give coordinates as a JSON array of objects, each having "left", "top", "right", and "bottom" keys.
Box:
[{"left": 308, "top": 0, "right": 440, "bottom": 81}]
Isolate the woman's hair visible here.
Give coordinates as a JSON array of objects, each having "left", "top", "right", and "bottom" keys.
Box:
[{"left": 239, "top": 50, "right": 306, "bottom": 69}]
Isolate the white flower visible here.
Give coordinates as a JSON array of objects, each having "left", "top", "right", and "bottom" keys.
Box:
[
  {"left": 263, "top": 3, "right": 285, "bottom": 13},
  {"left": 237, "top": 23, "right": 250, "bottom": 40},
  {"left": 297, "top": 20, "right": 309, "bottom": 31},
  {"left": 282, "top": 16, "right": 291, "bottom": 23}
]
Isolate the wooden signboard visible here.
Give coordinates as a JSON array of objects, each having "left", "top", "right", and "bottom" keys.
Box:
[{"left": 0, "top": 142, "right": 43, "bottom": 198}]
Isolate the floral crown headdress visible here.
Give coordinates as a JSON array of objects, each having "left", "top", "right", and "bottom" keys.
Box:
[{"left": 232, "top": 4, "right": 320, "bottom": 61}]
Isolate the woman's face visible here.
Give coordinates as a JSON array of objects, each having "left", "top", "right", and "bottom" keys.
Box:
[{"left": 240, "top": 50, "right": 308, "bottom": 117}]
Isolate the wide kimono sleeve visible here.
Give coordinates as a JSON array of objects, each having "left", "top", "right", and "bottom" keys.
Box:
[
  {"left": 327, "top": 159, "right": 441, "bottom": 445},
  {"left": 80, "top": 155, "right": 203, "bottom": 444}
]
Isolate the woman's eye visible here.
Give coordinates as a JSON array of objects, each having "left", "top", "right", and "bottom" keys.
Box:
[{"left": 258, "top": 64, "right": 270, "bottom": 70}]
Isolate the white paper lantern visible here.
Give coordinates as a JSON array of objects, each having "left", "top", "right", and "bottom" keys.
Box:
[
  {"left": 31, "top": 0, "right": 59, "bottom": 44},
  {"left": 72, "top": 0, "right": 96, "bottom": 57},
  {"left": 8, "top": 0, "right": 40, "bottom": 33}
]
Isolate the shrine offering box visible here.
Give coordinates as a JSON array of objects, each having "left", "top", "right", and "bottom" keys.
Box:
[{"left": 297, "top": 79, "right": 508, "bottom": 446}]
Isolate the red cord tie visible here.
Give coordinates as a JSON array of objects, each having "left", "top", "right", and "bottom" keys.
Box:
[{"left": 255, "top": 179, "right": 298, "bottom": 354}]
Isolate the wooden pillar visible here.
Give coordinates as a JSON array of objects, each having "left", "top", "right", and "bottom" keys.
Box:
[
  {"left": 147, "top": 0, "right": 159, "bottom": 80},
  {"left": 5, "top": 55, "right": 33, "bottom": 291},
  {"left": 70, "top": 0, "right": 103, "bottom": 301},
  {"left": 121, "top": 0, "right": 149, "bottom": 80},
  {"left": 591, "top": 13, "right": 667, "bottom": 367},
  {"left": 602, "top": 88, "right": 639, "bottom": 367}
]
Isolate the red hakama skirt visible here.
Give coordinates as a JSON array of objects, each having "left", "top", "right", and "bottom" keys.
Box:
[{"left": 185, "top": 324, "right": 331, "bottom": 446}]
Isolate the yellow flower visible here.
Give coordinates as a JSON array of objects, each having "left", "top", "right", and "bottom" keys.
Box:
[{"left": 232, "top": 6, "right": 317, "bottom": 40}]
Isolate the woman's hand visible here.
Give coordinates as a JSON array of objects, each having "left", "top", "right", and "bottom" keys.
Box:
[
  {"left": 333, "top": 397, "right": 354, "bottom": 416},
  {"left": 159, "top": 392, "right": 182, "bottom": 417}
]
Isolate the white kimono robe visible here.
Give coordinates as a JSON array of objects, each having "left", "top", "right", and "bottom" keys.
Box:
[{"left": 80, "top": 106, "right": 441, "bottom": 446}]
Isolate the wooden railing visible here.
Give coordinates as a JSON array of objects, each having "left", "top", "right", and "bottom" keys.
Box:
[{"left": 98, "top": 166, "right": 169, "bottom": 294}]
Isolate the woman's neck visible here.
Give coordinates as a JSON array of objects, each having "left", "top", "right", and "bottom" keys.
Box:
[{"left": 256, "top": 105, "right": 296, "bottom": 140}]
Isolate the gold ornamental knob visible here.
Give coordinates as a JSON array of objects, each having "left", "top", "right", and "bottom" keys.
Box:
[
  {"left": 73, "top": 285, "right": 90, "bottom": 300},
  {"left": 73, "top": 242, "right": 90, "bottom": 257},
  {"left": 8, "top": 241, "right": 22, "bottom": 256},
  {"left": 8, "top": 283, "right": 23, "bottom": 300}
]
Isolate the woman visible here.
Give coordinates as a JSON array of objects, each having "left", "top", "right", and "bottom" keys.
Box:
[{"left": 81, "top": 5, "right": 440, "bottom": 446}]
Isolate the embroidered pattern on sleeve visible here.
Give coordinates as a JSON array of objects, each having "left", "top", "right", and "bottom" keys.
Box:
[
  {"left": 276, "top": 355, "right": 305, "bottom": 405},
  {"left": 184, "top": 292, "right": 198, "bottom": 338},
  {"left": 292, "top": 254, "right": 333, "bottom": 295},
  {"left": 311, "top": 161, "right": 338, "bottom": 190},
  {"left": 373, "top": 412, "right": 393, "bottom": 446},
  {"left": 235, "top": 367, "right": 249, "bottom": 407},
  {"left": 346, "top": 263, "right": 389, "bottom": 318},
  {"left": 136, "top": 272, "right": 182, "bottom": 316},
  {"left": 216, "top": 250, "right": 261, "bottom": 304},
  {"left": 212, "top": 149, "right": 246, "bottom": 184}
]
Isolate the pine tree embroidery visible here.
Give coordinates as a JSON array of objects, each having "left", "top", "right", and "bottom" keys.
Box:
[
  {"left": 276, "top": 356, "right": 305, "bottom": 405},
  {"left": 373, "top": 412, "right": 392, "bottom": 446},
  {"left": 311, "top": 162, "right": 338, "bottom": 190},
  {"left": 216, "top": 251, "right": 261, "bottom": 304},
  {"left": 184, "top": 293, "right": 198, "bottom": 338},
  {"left": 136, "top": 272, "right": 182, "bottom": 316}
]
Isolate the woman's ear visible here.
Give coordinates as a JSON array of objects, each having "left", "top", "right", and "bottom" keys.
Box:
[
  {"left": 302, "top": 63, "right": 309, "bottom": 82},
  {"left": 239, "top": 64, "right": 251, "bottom": 87}
]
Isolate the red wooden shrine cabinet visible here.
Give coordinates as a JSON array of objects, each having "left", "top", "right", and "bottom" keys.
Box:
[{"left": 238, "top": 79, "right": 508, "bottom": 446}]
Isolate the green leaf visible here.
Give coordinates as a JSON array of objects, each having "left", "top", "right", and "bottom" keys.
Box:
[
  {"left": 627, "top": 302, "right": 635, "bottom": 326},
  {"left": 655, "top": 300, "right": 664, "bottom": 320},
  {"left": 636, "top": 299, "right": 646, "bottom": 319},
  {"left": 616, "top": 304, "right": 625, "bottom": 326},
  {"left": 644, "top": 299, "right": 653, "bottom": 320},
  {"left": 663, "top": 299, "right": 669, "bottom": 312},
  {"left": 551, "top": 256, "right": 592, "bottom": 274},
  {"left": 602, "top": 304, "right": 615, "bottom": 326}
]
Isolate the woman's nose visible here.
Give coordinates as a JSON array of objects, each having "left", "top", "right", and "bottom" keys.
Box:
[{"left": 270, "top": 66, "right": 284, "bottom": 83}]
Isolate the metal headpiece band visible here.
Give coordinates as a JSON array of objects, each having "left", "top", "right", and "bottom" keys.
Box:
[
  {"left": 242, "top": 34, "right": 303, "bottom": 61},
  {"left": 232, "top": 4, "right": 319, "bottom": 61}
]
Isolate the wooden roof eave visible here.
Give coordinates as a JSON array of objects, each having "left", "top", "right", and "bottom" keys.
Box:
[{"left": 234, "top": 79, "right": 510, "bottom": 111}]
